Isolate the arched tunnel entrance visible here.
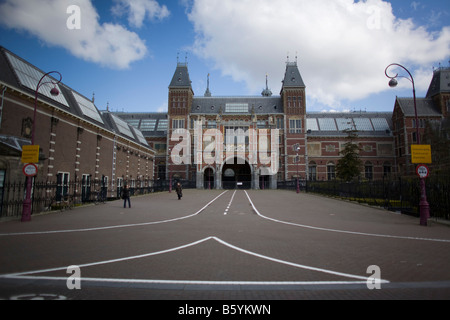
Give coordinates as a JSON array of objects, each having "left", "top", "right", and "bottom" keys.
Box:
[{"left": 221, "top": 157, "right": 252, "bottom": 189}]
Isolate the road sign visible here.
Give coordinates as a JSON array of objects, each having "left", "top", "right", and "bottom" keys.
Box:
[
  {"left": 23, "top": 163, "right": 38, "bottom": 177},
  {"left": 411, "top": 145, "right": 432, "bottom": 164},
  {"left": 416, "top": 164, "right": 429, "bottom": 179},
  {"left": 21, "top": 145, "right": 40, "bottom": 164}
]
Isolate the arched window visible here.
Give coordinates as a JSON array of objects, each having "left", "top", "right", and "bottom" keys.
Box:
[
  {"left": 327, "top": 162, "right": 336, "bottom": 181},
  {"left": 309, "top": 161, "right": 317, "bottom": 181}
]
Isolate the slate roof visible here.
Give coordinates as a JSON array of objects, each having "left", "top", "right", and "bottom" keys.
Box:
[
  {"left": 281, "top": 62, "right": 306, "bottom": 89},
  {"left": 191, "top": 96, "right": 283, "bottom": 115},
  {"left": 426, "top": 67, "right": 450, "bottom": 98},
  {"left": 0, "top": 46, "right": 151, "bottom": 148},
  {"left": 396, "top": 97, "right": 442, "bottom": 117},
  {"left": 168, "top": 63, "right": 192, "bottom": 89}
]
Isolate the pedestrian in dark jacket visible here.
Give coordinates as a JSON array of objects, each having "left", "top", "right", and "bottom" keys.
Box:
[
  {"left": 122, "top": 185, "right": 131, "bottom": 208},
  {"left": 175, "top": 182, "right": 182, "bottom": 200}
]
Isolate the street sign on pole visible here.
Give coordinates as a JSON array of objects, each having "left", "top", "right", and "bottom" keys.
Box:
[
  {"left": 21, "top": 145, "right": 40, "bottom": 164},
  {"left": 23, "top": 163, "right": 38, "bottom": 177},
  {"left": 411, "top": 145, "right": 432, "bottom": 164},
  {"left": 416, "top": 164, "right": 430, "bottom": 179}
]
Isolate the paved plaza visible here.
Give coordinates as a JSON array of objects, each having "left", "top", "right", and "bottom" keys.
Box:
[{"left": 0, "top": 189, "right": 450, "bottom": 301}]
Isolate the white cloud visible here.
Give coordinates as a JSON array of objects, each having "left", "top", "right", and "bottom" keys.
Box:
[
  {"left": 157, "top": 102, "right": 168, "bottom": 113},
  {"left": 0, "top": 0, "right": 168, "bottom": 69},
  {"left": 111, "top": 0, "right": 170, "bottom": 28},
  {"left": 187, "top": 0, "right": 450, "bottom": 110}
]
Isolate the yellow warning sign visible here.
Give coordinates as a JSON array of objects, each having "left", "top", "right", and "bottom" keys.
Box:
[
  {"left": 21, "top": 145, "right": 40, "bottom": 164},
  {"left": 411, "top": 145, "right": 432, "bottom": 164}
]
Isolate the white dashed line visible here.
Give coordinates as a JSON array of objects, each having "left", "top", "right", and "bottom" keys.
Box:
[{"left": 224, "top": 190, "right": 237, "bottom": 215}]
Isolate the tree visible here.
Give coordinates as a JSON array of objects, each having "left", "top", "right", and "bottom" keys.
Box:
[{"left": 336, "top": 129, "right": 363, "bottom": 182}]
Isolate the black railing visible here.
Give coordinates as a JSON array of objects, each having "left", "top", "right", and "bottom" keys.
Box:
[
  {"left": 279, "top": 176, "right": 449, "bottom": 220},
  {"left": 0, "top": 179, "right": 196, "bottom": 220},
  {"left": 2, "top": 177, "right": 448, "bottom": 221}
]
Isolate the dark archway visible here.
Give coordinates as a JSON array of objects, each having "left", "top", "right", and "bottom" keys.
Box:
[{"left": 222, "top": 158, "right": 252, "bottom": 189}]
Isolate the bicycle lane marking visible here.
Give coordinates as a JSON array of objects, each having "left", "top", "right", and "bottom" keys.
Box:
[
  {"left": 244, "top": 191, "right": 450, "bottom": 243},
  {"left": 224, "top": 190, "right": 237, "bottom": 215},
  {"left": 0, "top": 191, "right": 228, "bottom": 236}
]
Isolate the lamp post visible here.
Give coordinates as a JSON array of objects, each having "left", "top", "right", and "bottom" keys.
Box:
[
  {"left": 385, "top": 63, "right": 430, "bottom": 226},
  {"left": 168, "top": 148, "right": 172, "bottom": 193},
  {"left": 296, "top": 146, "right": 300, "bottom": 194},
  {"left": 21, "top": 71, "right": 62, "bottom": 222}
]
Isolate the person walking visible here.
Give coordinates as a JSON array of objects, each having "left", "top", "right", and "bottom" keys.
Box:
[
  {"left": 175, "top": 182, "right": 183, "bottom": 200},
  {"left": 122, "top": 185, "right": 131, "bottom": 208}
]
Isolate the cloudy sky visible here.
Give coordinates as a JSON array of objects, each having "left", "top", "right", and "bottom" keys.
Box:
[{"left": 0, "top": 0, "right": 449, "bottom": 113}]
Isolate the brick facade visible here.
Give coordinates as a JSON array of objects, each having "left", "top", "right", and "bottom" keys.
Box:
[{"left": 0, "top": 47, "right": 155, "bottom": 200}]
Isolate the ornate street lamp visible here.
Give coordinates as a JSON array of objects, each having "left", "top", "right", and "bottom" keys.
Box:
[
  {"left": 385, "top": 63, "right": 430, "bottom": 226},
  {"left": 21, "top": 71, "right": 62, "bottom": 222}
]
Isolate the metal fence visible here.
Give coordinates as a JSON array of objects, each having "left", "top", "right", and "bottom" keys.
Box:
[
  {"left": 0, "top": 179, "right": 196, "bottom": 220},
  {"left": 2, "top": 177, "right": 448, "bottom": 221},
  {"left": 283, "top": 176, "right": 450, "bottom": 220}
]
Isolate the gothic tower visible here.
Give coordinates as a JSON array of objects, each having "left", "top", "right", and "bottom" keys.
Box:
[
  {"left": 167, "top": 61, "right": 194, "bottom": 181},
  {"left": 281, "top": 59, "right": 307, "bottom": 181}
]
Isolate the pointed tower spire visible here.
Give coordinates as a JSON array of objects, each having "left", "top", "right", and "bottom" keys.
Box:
[
  {"left": 204, "top": 73, "right": 212, "bottom": 97},
  {"left": 261, "top": 73, "right": 272, "bottom": 97}
]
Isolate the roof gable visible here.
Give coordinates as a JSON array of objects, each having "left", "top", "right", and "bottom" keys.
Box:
[
  {"left": 281, "top": 62, "right": 305, "bottom": 90},
  {"left": 169, "top": 63, "right": 192, "bottom": 88}
]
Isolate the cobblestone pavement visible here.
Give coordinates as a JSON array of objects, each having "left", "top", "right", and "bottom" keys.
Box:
[{"left": 0, "top": 189, "right": 449, "bottom": 301}]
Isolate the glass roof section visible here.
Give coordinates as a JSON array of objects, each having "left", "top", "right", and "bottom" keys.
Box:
[
  {"left": 306, "top": 118, "right": 319, "bottom": 131},
  {"left": 157, "top": 120, "right": 168, "bottom": 131},
  {"left": 124, "top": 119, "right": 140, "bottom": 129},
  {"left": 308, "top": 115, "right": 391, "bottom": 133},
  {"left": 354, "top": 118, "right": 373, "bottom": 131},
  {"left": 318, "top": 118, "right": 337, "bottom": 131},
  {"left": 225, "top": 103, "right": 249, "bottom": 113},
  {"left": 111, "top": 114, "right": 135, "bottom": 139},
  {"left": 72, "top": 91, "right": 104, "bottom": 124},
  {"left": 140, "top": 119, "right": 157, "bottom": 131},
  {"left": 5, "top": 51, "right": 70, "bottom": 107},
  {"left": 131, "top": 127, "right": 149, "bottom": 146},
  {"left": 336, "top": 118, "right": 355, "bottom": 131},
  {"left": 371, "top": 118, "right": 390, "bottom": 131}
]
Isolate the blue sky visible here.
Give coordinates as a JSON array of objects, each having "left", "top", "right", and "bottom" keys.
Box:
[{"left": 0, "top": 0, "right": 449, "bottom": 114}]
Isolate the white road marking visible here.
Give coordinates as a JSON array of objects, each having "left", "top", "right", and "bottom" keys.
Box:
[
  {"left": 1, "top": 236, "right": 386, "bottom": 286},
  {"left": 224, "top": 190, "right": 237, "bottom": 215},
  {"left": 0, "top": 191, "right": 228, "bottom": 236},
  {"left": 2, "top": 190, "right": 449, "bottom": 290},
  {"left": 244, "top": 191, "right": 450, "bottom": 243}
]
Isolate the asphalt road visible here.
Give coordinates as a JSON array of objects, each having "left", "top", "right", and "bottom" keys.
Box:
[{"left": 0, "top": 189, "right": 449, "bottom": 302}]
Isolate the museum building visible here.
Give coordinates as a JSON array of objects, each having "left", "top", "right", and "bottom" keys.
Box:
[
  {"left": 2, "top": 44, "right": 448, "bottom": 196},
  {"left": 115, "top": 59, "right": 449, "bottom": 189}
]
